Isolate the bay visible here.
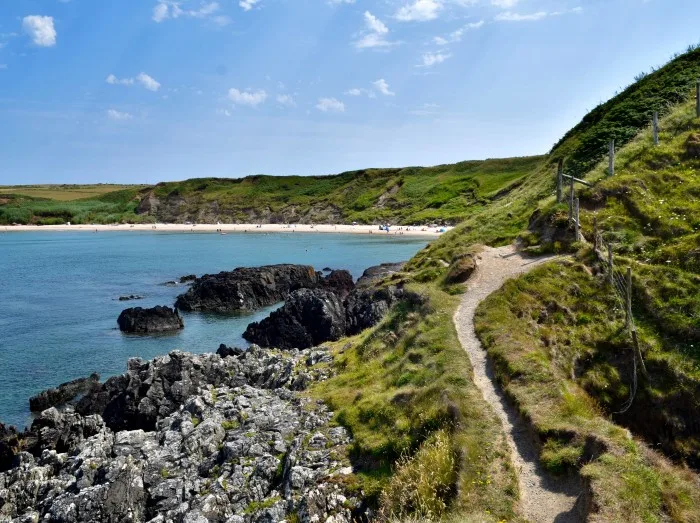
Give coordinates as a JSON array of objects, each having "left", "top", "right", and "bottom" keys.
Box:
[{"left": 0, "top": 231, "right": 428, "bottom": 428}]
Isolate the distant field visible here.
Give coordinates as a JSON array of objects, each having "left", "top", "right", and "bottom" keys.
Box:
[{"left": 0, "top": 184, "right": 142, "bottom": 201}]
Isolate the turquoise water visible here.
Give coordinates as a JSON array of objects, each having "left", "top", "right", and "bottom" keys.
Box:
[{"left": 0, "top": 231, "right": 428, "bottom": 429}]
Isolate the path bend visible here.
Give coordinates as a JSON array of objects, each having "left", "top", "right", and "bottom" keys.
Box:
[{"left": 453, "top": 245, "right": 582, "bottom": 523}]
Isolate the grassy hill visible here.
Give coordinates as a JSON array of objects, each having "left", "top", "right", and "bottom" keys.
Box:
[
  {"left": 304, "top": 46, "right": 700, "bottom": 523},
  {"left": 0, "top": 157, "right": 543, "bottom": 226}
]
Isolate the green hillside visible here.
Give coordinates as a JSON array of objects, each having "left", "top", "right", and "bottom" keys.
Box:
[
  {"left": 308, "top": 46, "right": 700, "bottom": 522},
  {"left": 0, "top": 156, "right": 543, "bottom": 226}
]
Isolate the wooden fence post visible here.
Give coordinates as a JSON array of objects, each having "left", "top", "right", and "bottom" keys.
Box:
[
  {"left": 607, "top": 244, "right": 614, "bottom": 286},
  {"left": 556, "top": 159, "right": 563, "bottom": 203},
  {"left": 626, "top": 267, "right": 632, "bottom": 330},
  {"left": 652, "top": 112, "right": 659, "bottom": 146},
  {"left": 609, "top": 139, "right": 615, "bottom": 177},
  {"left": 697, "top": 80, "right": 700, "bottom": 118},
  {"left": 574, "top": 197, "right": 580, "bottom": 242},
  {"left": 568, "top": 175, "right": 574, "bottom": 222}
]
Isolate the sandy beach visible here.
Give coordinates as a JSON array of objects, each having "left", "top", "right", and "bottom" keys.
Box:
[{"left": 2, "top": 223, "right": 451, "bottom": 237}]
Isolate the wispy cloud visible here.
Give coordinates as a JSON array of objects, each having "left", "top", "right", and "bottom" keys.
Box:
[
  {"left": 354, "top": 11, "right": 398, "bottom": 50},
  {"left": 495, "top": 7, "right": 581, "bottom": 22},
  {"left": 22, "top": 16, "right": 57, "bottom": 47},
  {"left": 276, "top": 94, "right": 296, "bottom": 106},
  {"left": 106, "top": 73, "right": 161, "bottom": 92},
  {"left": 419, "top": 51, "right": 451, "bottom": 67},
  {"left": 316, "top": 97, "right": 345, "bottom": 113},
  {"left": 152, "top": 1, "right": 230, "bottom": 25},
  {"left": 228, "top": 88, "right": 267, "bottom": 106},
  {"left": 433, "top": 19, "right": 483, "bottom": 45},
  {"left": 107, "top": 109, "right": 134, "bottom": 121}
]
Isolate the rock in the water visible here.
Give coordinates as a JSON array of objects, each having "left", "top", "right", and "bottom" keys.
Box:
[
  {"left": 29, "top": 373, "right": 101, "bottom": 412},
  {"left": 356, "top": 262, "right": 406, "bottom": 287},
  {"left": 118, "top": 294, "right": 143, "bottom": 301},
  {"left": 243, "top": 288, "right": 347, "bottom": 349},
  {"left": 117, "top": 306, "right": 184, "bottom": 334},
  {"left": 445, "top": 254, "right": 477, "bottom": 284},
  {"left": 0, "top": 348, "right": 361, "bottom": 522},
  {"left": 175, "top": 264, "right": 321, "bottom": 313},
  {"left": 179, "top": 274, "right": 197, "bottom": 283}
]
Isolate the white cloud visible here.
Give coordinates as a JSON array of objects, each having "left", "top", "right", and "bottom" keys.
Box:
[
  {"left": 152, "top": 1, "right": 228, "bottom": 24},
  {"left": 373, "top": 79, "right": 395, "bottom": 96},
  {"left": 276, "top": 94, "right": 296, "bottom": 106},
  {"left": 22, "top": 16, "right": 56, "bottom": 47},
  {"left": 228, "top": 88, "right": 267, "bottom": 106},
  {"left": 137, "top": 72, "right": 161, "bottom": 92},
  {"left": 153, "top": 3, "right": 169, "bottom": 22},
  {"left": 364, "top": 11, "right": 388, "bottom": 34},
  {"left": 106, "top": 73, "right": 161, "bottom": 91},
  {"left": 345, "top": 88, "right": 364, "bottom": 96},
  {"left": 316, "top": 97, "right": 345, "bottom": 113},
  {"left": 328, "top": 0, "right": 355, "bottom": 4},
  {"left": 395, "top": 0, "right": 441, "bottom": 22},
  {"left": 216, "top": 108, "right": 232, "bottom": 117},
  {"left": 354, "top": 11, "right": 397, "bottom": 50},
  {"left": 107, "top": 109, "right": 134, "bottom": 121},
  {"left": 239, "top": 0, "right": 260, "bottom": 11},
  {"left": 420, "top": 51, "right": 451, "bottom": 67},
  {"left": 495, "top": 11, "right": 548, "bottom": 21},
  {"left": 434, "top": 19, "right": 483, "bottom": 45},
  {"left": 491, "top": 0, "right": 519, "bottom": 7}
]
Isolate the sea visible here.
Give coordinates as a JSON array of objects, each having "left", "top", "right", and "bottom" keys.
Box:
[{"left": 0, "top": 231, "right": 429, "bottom": 429}]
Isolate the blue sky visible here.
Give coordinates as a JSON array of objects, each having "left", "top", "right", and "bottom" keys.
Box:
[{"left": 1, "top": 0, "right": 699, "bottom": 184}]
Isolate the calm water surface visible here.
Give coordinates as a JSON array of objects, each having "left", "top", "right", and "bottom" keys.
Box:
[{"left": 0, "top": 231, "right": 428, "bottom": 428}]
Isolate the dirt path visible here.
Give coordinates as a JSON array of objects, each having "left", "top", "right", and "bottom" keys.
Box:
[{"left": 453, "top": 245, "right": 582, "bottom": 523}]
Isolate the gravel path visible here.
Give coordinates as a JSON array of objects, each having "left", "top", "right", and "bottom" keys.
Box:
[{"left": 453, "top": 245, "right": 582, "bottom": 523}]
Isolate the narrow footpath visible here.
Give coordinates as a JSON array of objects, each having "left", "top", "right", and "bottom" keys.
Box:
[{"left": 453, "top": 245, "right": 582, "bottom": 523}]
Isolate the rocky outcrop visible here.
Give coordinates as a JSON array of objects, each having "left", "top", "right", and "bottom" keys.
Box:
[
  {"left": 29, "top": 373, "right": 101, "bottom": 412},
  {"left": 179, "top": 274, "right": 197, "bottom": 283},
  {"left": 174, "top": 264, "right": 320, "bottom": 313},
  {"left": 0, "top": 348, "right": 361, "bottom": 523},
  {"left": 320, "top": 269, "right": 355, "bottom": 298},
  {"left": 117, "top": 306, "right": 184, "bottom": 334},
  {"left": 243, "top": 289, "right": 347, "bottom": 350},
  {"left": 245, "top": 283, "right": 422, "bottom": 349},
  {"left": 356, "top": 262, "right": 406, "bottom": 287},
  {"left": 445, "top": 255, "right": 477, "bottom": 284},
  {"left": 118, "top": 295, "right": 143, "bottom": 301}
]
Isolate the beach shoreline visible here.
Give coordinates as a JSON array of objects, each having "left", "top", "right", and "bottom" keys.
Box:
[{"left": 1, "top": 223, "right": 450, "bottom": 237}]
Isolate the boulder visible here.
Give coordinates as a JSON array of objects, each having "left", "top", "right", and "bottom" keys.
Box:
[
  {"left": 29, "top": 373, "right": 101, "bottom": 412},
  {"left": 175, "top": 264, "right": 320, "bottom": 313},
  {"left": 117, "top": 306, "right": 184, "bottom": 334},
  {"left": 686, "top": 132, "right": 700, "bottom": 158},
  {"left": 243, "top": 288, "right": 347, "bottom": 349},
  {"left": 356, "top": 262, "right": 406, "bottom": 287},
  {"left": 118, "top": 295, "right": 143, "bottom": 301},
  {"left": 445, "top": 254, "right": 477, "bottom": 284},
  {"left": 179, "top": 274, "right": 197, "bottom": 283}
]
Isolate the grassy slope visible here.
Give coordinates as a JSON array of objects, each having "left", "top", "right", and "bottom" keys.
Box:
[
  {"left": 307, "top": 47, "right": 700, "bottom": 522},
  {"left": 0, "top": 156, "right": 544, "bottom": 226}
]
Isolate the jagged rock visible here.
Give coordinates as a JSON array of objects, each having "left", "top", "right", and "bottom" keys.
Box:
[
  {"left": 180, "top": 274, "right": 197, "bottom": 283},
  {"left": 445, "top": 254, "right": 477, "bottom": 284},
  {"left": 320, "top": 270, "right": 355, "bottom": 299},
  {"left": 117, "top": 306, "right": 184, "bottom": 334},
  {"left": 243, "top": 288, "right": 347, "bottom": 350},
  {"left": 175, "top": 264, "right": 321, "bottom": 313},
  {"left": 356, "top": 262, "right": 406, "bottom": 287},
  {"left": 29, "top": 373, "right": 101, "bottom": 412},
  {"left": 345, "top": 286, "right": 407, "bottom": 335},
  {"left": 0, "top": 348, "right": 360, "bottom": 523},
  {"left": 216, "top": 344, "right": 245, "bottom": 359}
]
